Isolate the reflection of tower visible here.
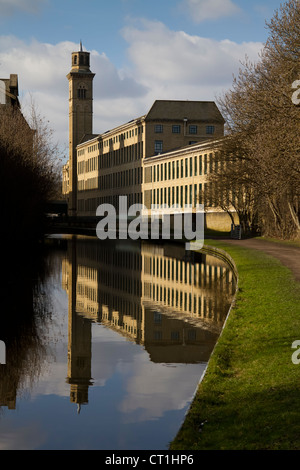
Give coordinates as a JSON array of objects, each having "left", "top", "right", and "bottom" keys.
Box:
[
  {"left": 67, "top": 42, "right": 95, "bottom": 216},
  {"left": 66, "top": 237, "right": 93, "bottom": 411}
]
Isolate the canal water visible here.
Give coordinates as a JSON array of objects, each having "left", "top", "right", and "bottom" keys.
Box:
[{"left": 0, "top": 236, "right": 235, "bottom": 450}]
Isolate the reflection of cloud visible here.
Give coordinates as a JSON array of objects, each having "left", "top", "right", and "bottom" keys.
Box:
[
  {"left": 118, "top": 353, "right": 206, "bottom": 423},
  {"left": 0, "top": 422, "right": 47, "bottom": 450},
  {"left": 31, "top": 361, "right": 70, "bottom": 398}
]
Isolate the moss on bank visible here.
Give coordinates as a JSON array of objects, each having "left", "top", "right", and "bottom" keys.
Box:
[{"left": 170, "top": 239, "right": 300, "bottom": 450}]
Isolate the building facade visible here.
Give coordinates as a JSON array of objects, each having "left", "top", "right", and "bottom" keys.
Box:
[{"left": 63, "top": 45, "right": 229, "bottom": 224}]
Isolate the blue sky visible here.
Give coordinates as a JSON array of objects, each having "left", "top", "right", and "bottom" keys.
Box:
[{"left": 0, "top": 0, "right": 284, "bottom": 159}]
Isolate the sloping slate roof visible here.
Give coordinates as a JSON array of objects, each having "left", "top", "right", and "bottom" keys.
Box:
[{"left": 145, "top": 100, "right": 225, "bottom": 123}]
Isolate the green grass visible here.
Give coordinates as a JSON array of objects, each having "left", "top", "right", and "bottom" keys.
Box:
[{"left": 170, "top": 239, "right": 300, "bottom": 450}]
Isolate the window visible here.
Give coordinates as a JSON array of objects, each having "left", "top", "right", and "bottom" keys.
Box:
[
  {"left": 155, "top": 124, "right": 163, "bottom": 133},
  {"left": 206, "top": 126, "right": 215, "bottom": 134},
  {"left": 172, "top": 125, "right": 181, "bottom": 134},
  {"left": 189, "top": 125, "right": 197, "bottom": 134},
  {"left": 171, "top": 331, "right": 180, "bottom": 341},
  {"left": 154, "top": 312, "right": 162, "bottom": 324},
  {"left": 77, "top": 85, "right": 87, "bottom": 99},
  {"left": 155, "top": 141, "right": 163, "bottom": 155}
]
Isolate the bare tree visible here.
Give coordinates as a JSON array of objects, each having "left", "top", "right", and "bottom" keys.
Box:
[
  {"left": 212, "top": 0, "right": 300, "bottom": 239},
  {"left": 0, "top": 101, "right": 61, "bottom": 242}
]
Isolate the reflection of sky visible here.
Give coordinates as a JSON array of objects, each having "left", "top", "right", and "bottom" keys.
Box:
[
  {"left": 0, "top": 242, "right": 222, "bottom": 450},
  {"left": 0, "top": 290, "right": 206, "bottom": 450},
  {"left": 0, "top": 323, "right": 205, "bottom": 450}
]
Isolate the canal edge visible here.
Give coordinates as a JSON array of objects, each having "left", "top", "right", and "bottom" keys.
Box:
[{"left": 175, "top": 244, "right": 240, "bottom": 435}]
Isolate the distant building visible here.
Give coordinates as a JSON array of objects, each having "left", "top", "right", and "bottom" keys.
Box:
[
  {"left": 0, "top": 74, "right": 19, "bottom": 107},
  {"left": 0, "top": 73, "right": 33, "bottom": 150}
]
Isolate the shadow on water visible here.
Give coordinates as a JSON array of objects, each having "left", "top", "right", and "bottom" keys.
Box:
[{"left": 0, "top": 241, "right": 63, "bottom": 411}]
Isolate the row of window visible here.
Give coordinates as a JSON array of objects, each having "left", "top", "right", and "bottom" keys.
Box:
[
  {"left": 79, "top": 166, "right": 143, "bottom": 192},
  {"left": 78, "top": 156, "right": 98, "bottom": 174},
  {"left": 78, "top": 177, "right": 98, "bottom": 191},
  {"left": 154, "top": 124, "right": 215, "bottom": 135},
  {"left": 99, "top": 143, "right": 144, "bottom": 169},
  {"left": 78, "top": 128, "right": 144, "bottom": 156},
  {"left": 103, "top": 126, "right": 144, "bottom": 147},
  {"left": 150, "top": 153, "right": 216, "bottom": 181},
  {"left": 77, "top": 193, "right": 143, "bottom": 213},
  {"left": 99, "top": 166, "right": 143, "bottom": 190},
  {"left": 149, "top": 183, "right": 205, "bottom": 208},
  {"left": 148, "top": 183, "right": 238, "bottom": 209},
  {"left": 78, "top": 143, "right": 144, "bottom": 172}
]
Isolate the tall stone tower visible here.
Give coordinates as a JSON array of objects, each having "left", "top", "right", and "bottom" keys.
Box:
[{"left": 67, "top": 42, "right": 95, "bottom": 216}]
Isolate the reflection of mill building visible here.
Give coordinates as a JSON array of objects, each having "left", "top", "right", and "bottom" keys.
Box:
[{"left": 62, "top": 237, "right": 235, "bottom": 406}]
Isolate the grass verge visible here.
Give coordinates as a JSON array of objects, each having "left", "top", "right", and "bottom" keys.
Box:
[{"left": 170, "top": 239, "right": 300, "bottom": 450}]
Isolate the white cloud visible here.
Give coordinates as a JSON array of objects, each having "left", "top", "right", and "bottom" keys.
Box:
[
  {"left": 122, "top": 19, "right": 262, "bottom": 101},
  {"left": 0, "top": 36, "right": 148, "bottom": 157},
  {"left": 0, "top": 21, "right": 263, "bottom": 162},
  {"left": 180, "top": 0, "right": 240, "bottom": 23},
  {"left": 0, "top": 0, "right": 47, "bottom": 16}
]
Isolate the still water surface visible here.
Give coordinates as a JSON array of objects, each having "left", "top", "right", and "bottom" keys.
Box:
[{"left": 0, "top": 236, "right": 235, "bottom": 450}]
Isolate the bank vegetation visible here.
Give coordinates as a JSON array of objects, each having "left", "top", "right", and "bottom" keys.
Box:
[{"left": 0, "top": 101, "right": 61, "bottom": 244}]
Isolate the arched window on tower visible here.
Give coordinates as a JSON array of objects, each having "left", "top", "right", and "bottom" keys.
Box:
[{"left": 77, "top": 84, "right": 87, "bottom": 100}]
